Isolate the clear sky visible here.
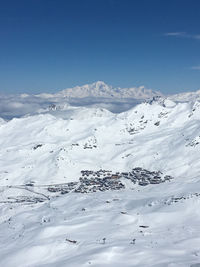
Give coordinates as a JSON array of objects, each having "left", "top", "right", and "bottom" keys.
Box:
[{"left": 0, "top": 0, "right": 200, "bottom": 94}]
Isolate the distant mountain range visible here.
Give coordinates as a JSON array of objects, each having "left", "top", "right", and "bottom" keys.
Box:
[
  {"left": 39, "top": 81, "right": 162, "bottom": 99},
  {"left": 38, "top": 81, "right": 200, "bottom": 102},
  {"left": 1, "top": 81, "right": 200, "bottom": 120}
]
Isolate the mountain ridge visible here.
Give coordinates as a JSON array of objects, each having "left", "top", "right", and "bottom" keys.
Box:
[
  {"left": 48, "top": 81, "right": 163, "bottom": 99},
  {"left": 38, "top": 81, "right": 200, "bottom": 102}
]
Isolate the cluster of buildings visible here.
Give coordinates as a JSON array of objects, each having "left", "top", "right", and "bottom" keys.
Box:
[
  {"left": 76, "top": 176, "right": 125, "bottom": 193},
  {"left": 48, "top": 181, "right": 78, "bottom": 194},
  {"left": 126, "top": 167, "right": 172, "bottom": 186},
  {"left": 47, "top": 168, "right": 173, "bottom": 195}
]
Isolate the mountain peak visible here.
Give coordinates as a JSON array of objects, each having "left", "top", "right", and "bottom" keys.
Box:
[
  {"left": 57, "top": 81, "right": 161, "bottom": 99},
  {"left": 93, "top": 81, "right": 108, "bottom": 87}
]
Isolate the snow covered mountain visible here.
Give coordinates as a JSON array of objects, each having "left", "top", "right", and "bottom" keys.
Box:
[
  {"left": 1, "top": 98, "right": 200, "bottom": 266},
  {"left": 2, "top": 81, "right": 200, "bottom": 120},
  {"left": 55, "top": 81, "right": 162, "bottom": 99},
  {"left": 1, "top": 99, "right": 200, "bottom": 185},
  {"left": 0, "top": 81, "right": 162, "bottom": 119},
  {"left": 169, "top": 89, "right": 200, "bottom": 102}
]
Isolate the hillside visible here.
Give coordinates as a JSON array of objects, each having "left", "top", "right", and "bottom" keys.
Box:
[{"left": 0, "top": 99, "right": 200, "bottom": 266}]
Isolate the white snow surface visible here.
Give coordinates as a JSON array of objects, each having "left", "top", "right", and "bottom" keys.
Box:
[
  {"left": 169, "top": 89, "right": 200, "bottom": 102},
  {"left": 1, "top": 96, "right": 200, "bottom": 266}
]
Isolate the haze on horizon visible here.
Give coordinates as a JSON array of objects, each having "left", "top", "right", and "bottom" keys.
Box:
[{"left": 0, "top": 0, "right": 200, "bottom": 95}]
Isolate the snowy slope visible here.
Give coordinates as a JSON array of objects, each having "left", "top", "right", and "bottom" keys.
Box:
[
  {"left": 1, "top": 99, "right": 200, "bottom": 266},
  {"left": 0, "top": 99, "right": 200, "bottom": 185},
  {"left": 169, "top": 89, "right": 200, "bottom": 102}
]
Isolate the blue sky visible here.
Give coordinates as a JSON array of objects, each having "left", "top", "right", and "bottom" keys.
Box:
[{"left": 0, "top": 0, "right": 200, "bottom": 94}]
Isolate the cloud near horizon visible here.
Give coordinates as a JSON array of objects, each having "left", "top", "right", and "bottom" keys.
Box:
[
  {"left": 191, "top": 66, "right": 200, "bottom": 70},
  {"left": 164, "top": 32, "right": 200, "bottom": 40}
]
